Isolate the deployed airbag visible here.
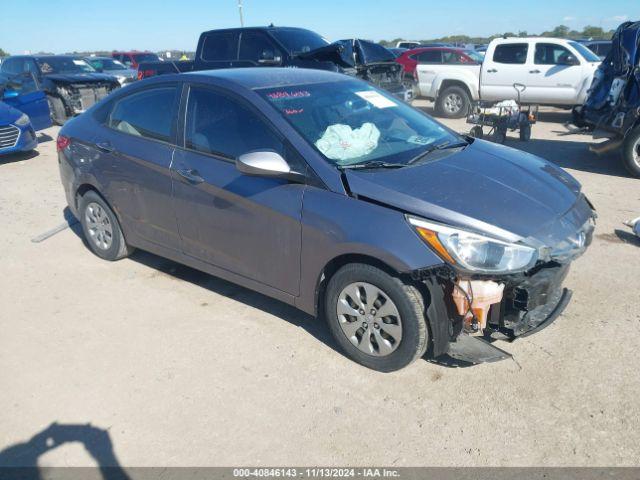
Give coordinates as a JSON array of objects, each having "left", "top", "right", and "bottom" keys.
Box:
[{"left": 315, "top": 123, "right": 380, "bottom": 163}]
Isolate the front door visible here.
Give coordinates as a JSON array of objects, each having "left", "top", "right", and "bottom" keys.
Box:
[
  {"left": 527, "top": 42, "right": 584, "bottom": 105},
  {"left": 171, "top": 85, "right": 303, "bottom": 295},
  {"left": 2, "top": 73, "right": 52, "bottom": 131}
]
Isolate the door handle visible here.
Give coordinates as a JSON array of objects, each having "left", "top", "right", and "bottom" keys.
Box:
[
  {"left": 486, "top": 68, "right": 498, "bottom": 73},
  {"left": 176, "top": 168, "right": 204, "bottom": 184},
  {"left": 529, "top": 69, "right": 541, "bottom": 74},
  {"left": 95, "top": 141, "right": 114, "bottom": 153}
]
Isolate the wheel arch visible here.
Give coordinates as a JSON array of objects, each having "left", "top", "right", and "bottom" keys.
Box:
[{"left": 437, "top": 78, "right": 475, "bottom": 101}]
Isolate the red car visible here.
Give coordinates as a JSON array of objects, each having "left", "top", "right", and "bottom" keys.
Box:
[
  {"left": 111, "top": 51, "right": 162, "bottom": 70},
  {"left": 395, "top": 47, "right": 482, "bottom": 76}
]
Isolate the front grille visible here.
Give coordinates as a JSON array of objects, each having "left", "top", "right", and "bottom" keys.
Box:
[{"left": 0, "top": 125, "right": 20, "bottom": 149}]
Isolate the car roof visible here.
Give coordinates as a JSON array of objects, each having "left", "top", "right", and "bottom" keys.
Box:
[
  {"left": 152, "top": 68, "right": 352, "bottom": 90},
  {"left": 200, "top": 26, "right": 315, "bottom": 34}
]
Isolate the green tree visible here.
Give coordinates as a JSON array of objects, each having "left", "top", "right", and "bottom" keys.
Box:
[
  {"left": 551, "top": 25, "right": 570, "bottom": 37},
  {"left": 0, "top": 47, "right": 8, "bottom": 57},
  {"left": 582, "top": 25, "right": 606, "bottom": 39}
]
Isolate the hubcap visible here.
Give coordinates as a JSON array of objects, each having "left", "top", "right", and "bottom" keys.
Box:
[
  {"left": 444, "top": 93, "right": 463, "bottom": 114},
  {"left": 633, "top": 138, "right": 640, "bottom": 167},
  {"left": 336, "top": 282, "right": 402, "bottom": 357},
  {"left": 85, "top": 202, "right": 113, "bottom": 250}
]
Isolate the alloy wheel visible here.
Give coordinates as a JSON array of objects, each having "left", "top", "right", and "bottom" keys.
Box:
[
  {"left": 444, "top": 93, "right": 463, "bottom": 114},
  {"left": 336, "top": 282, "right": 402, "bottom": 357},
  {"left": 85, "top": 202, "right": 113, "bottom": 250}
]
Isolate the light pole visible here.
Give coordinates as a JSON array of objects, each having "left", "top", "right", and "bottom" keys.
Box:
[{"left": 238, "top": 0, "right": 244, "bottom": 27}]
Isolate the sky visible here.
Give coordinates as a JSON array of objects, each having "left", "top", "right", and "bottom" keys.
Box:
[{"left": 1, "top": 0, "right": 637, "bottom": 55}]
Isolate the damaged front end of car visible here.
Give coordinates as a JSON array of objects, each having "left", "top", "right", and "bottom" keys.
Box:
[
  {"left": 54, "top": 82, "right": 116, "bottom": 115},
  {"left": 406, "top": 199, "right": 596, "bottom": 364}
]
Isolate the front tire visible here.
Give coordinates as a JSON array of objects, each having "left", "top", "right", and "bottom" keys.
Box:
[
  {"left": 436, "top": 85, "right": 471, "bottom": 119},
  {"left": 79, "top": 191, "right": 133, "bottom": 261},
  {"left": 324, "top": 264, "right": 429, "bottom": 372},
  {"left": 47, "top": 95, "right": 67, "bottom": 126},
  {"left": 622, "top": 126, "right": 640, "bottom": 178}
]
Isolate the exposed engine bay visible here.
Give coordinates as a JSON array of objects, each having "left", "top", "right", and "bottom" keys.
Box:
[{"left": 54, "top": 82, "right": 115, "bottom": 115}]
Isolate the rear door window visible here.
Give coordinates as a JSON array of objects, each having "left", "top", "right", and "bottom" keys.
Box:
[
  {"left": 493, "top": 44, "right": 528, "bottom": 64},
  {"left": 200, "top": 32, "right": 239, "bottom": 62},
  {"left": 184, "top": 86, "right": 282, "bottom": 159},
  {"left": 442, "top": 51, "right": 463, "bottom": 64},
  {"left": 108, "top": 86, "right": 180, "bottom": 143}
]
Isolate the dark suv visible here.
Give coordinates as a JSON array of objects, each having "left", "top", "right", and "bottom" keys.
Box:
[{"left": 0, "top": 56, "right": 120, "bottom": 124}]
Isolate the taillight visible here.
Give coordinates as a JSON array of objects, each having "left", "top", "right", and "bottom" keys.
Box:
[
  {"left": 57, "top": 135, "right": 71, "bottom": 152},
  {"left": 138, "top": 69, "right": 155, "bottom": 80}
]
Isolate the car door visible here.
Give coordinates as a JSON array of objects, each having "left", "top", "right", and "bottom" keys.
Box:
[
  {"left": 171, "top": 84, "right": 304, "bottom": 295},
  {"left": 236, "top": 30, "right": 283, "bottom": 67},
  {"left": 415, "top": 50, "right": 442, "bottom": 96},
  {"left": 481, "top": 42, "right": 531, "bottom": 102},
  {"left": 527, "top": 42, "right": 584, "bottom": 104},
  {"left": 95, "top": 84, "right": 182, "bottom": 251},
  {"left": 2, "top": 73, "right": 52, "bottom": 131}
]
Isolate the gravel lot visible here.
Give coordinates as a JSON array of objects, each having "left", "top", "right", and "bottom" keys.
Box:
[{"left": 1, "top": 102, "right": 639, "bottom": 468}]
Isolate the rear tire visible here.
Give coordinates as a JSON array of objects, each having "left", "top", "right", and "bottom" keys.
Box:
[
  {"left": 47, "top": 96, "right": 67, "bottom": 126},
  {"left": 324, "top": 263, "right": 429, "bottom": 372},
  {"left": 622, "top": 126, "right": 640, "bottom": 178},
  {"left": 436, "top": 85, "right": 471, "bottom": 119},
  {"left": 79, "top": 191, "right": 133, "bottom": 261}
]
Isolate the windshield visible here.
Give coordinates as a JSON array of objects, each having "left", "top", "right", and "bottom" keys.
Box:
[
  {"left": 90, "top": 58, "right": 126, "bottom": 70},
  {"left": 258, "top": 80, "right": 461, "bottom": 167},
  {"left": 37, "top": 57, "right": 96, "bottom": 74},
  {"left": 569, "top": 41, "right": 601, "bottom": 62},
  {"left": 465, "top": 50, "right": 484, "bottom": 63},
  {"left": 270, "top": 29, "right": 330, "bottom": 55},
  {"left": 133, "top": 53, "right": 161, "bottom": 63}
]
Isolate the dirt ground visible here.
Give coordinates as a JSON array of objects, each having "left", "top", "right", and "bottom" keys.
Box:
[{"left": 0, "top": 102, "right": 639, "bottom": 468}]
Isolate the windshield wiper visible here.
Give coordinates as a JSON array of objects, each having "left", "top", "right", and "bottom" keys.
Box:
[
  {"left": 406, "top": 140, "right": 468, "bottom": 165},
  {"left": 338, "top": 160, "right": 405, "bottom": 170}
]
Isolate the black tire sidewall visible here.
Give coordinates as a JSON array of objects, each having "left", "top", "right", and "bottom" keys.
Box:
[
  {"left": 47, "top": 96, "right": 66, "bottom": 125},
  {"left": 79, "top": 191, "right": 125, "bottom": 261},
  {"left": 622, "top": 127, "right": 640, "bottom": 178},
  {"left": 324, "top": 264, "right": 428, "bottom": 372},
  {"left": 436, "top": 86, "right": 470, "bottom": 119}
]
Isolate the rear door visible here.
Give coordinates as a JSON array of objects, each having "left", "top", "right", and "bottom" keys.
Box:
[
  {"left": 196, "top": 31, "right": 240, "bottom": 70},
  {"left": 527, "top": 42, "right": 583, "bottom": 104},
  {"left": 95, "top": 84, "right": 182, "bottom": 250},
  {"left": 481, "top": 42, "right": 531, "bottom": 101},
  {"left": 171, "top": 84, "right": 304, "bottom": 295},
  {"left": 2, "top": 73, "right": 51, "bottom": 131},
  {"left": 415, "top": 50, "right": 442, "bottom": 96}
]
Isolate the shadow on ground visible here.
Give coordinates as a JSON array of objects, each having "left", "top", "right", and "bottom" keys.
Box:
[
  {"left": 0, "top": 423, "right": 129, "bottom": 480},
  {"left": 0, "top": 150, "right": 39, "bottom": 165}
]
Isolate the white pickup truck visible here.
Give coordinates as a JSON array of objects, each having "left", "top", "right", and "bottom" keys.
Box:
[{"left": 415, "top": 37, "right": 601, "bottom": 118}]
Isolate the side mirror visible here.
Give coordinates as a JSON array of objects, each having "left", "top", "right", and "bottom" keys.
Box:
[
  {"left": 559, "top": 54, "right": 579, "bottom": 66},
  {"left": 236, "top": 151, "right": 303, "bottom": 182},
  {"left": 258, "top": 50, "right": 282, "bottom": 65}
]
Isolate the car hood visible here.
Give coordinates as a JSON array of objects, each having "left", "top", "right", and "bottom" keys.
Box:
[
  {"left": 45, "top": 72, "right": 118, "bottom": 84},
  {"left": 296, "top": 39, "right": 398, "bottom": 68},
  {"left": 0, "top": 101, "right": 24, "bottom": 125},
  {"left": 344, "top": 139, "right": 587, "bottom": 243},
  {"left": 106, "top": 69, "right": 137, "bottom": 78}
]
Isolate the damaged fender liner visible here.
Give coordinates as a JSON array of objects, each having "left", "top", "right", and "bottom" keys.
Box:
[{"left": 411, "top": 262, "right": 573, "bottom": 360}]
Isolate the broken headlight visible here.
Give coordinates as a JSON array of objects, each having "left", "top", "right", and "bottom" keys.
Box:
[
  {"left": 14, "top": 114, "right": 30, "bottom": 127},
  {"left": 407, "top": 216, "right": 538, "bottom": 274}
]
